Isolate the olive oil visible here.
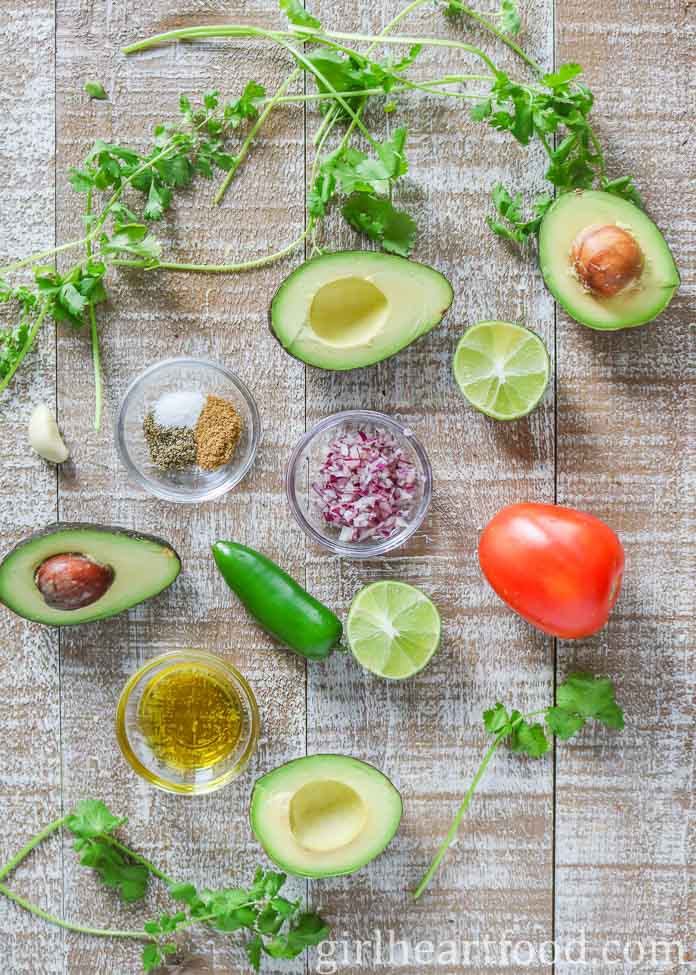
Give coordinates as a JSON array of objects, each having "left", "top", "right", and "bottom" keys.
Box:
[{"left": 138, "top": 662, "right": 243, "bottom": 772}]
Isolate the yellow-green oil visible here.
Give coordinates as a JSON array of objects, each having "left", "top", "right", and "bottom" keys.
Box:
[{"left": 138, "top": 662, "right": 243, "bottom": 772}]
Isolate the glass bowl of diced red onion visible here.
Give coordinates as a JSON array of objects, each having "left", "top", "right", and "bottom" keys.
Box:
[{"left": 286, "top": 410, "right": 432, "bottom": 558}]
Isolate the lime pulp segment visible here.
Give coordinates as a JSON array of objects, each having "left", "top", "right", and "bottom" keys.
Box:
[
  {"left": 453, "top": 320, "right": 550, "bottom": 420},
  {"left": 346, "top": 581, "right": 441, "bottom": 680}
]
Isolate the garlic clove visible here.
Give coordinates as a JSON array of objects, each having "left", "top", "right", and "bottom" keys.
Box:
[{"left": 28, "top": 404, "right": 70, "bottom": 463}]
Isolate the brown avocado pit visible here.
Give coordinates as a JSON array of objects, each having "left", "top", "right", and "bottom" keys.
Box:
[
  {"left": 35, "top": 553, "right": 115, "bottom": 610},
  {"left": 571, "top": 223, "right": 644, "bottom": 297}
]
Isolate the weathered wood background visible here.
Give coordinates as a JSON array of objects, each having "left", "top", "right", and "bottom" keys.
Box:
[{"left": 0, "top": 0, "right": 693, "bottom": 972}]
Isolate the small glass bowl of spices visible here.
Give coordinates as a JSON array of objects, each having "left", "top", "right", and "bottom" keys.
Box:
[
  {"left": 116, "top": 649, "right": 260, "bottom": 795},
  {"left": 286, "top": 410, "right": 432, "bottom": 558},
  {"left": 116, "top": 358, "right": 261, "bottom": 503}
]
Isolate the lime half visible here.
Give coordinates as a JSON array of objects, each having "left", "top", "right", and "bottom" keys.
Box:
[
  {"left": 346, "top": 581, "right": 441, "bottom": 680},
  {"left": 453, "top": 321, "right": 550, "bottom": 420}
]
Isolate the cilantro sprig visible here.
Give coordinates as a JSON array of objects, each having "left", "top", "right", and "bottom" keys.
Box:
[
  {"left": 0, "top": 87, "right": 265, "bottom": 427},
  {"left": 413, "top": 672, "right": 625, "bottom": 899},
  {"left": 0, "top": 799, "right": 328, "bottom": 973}
]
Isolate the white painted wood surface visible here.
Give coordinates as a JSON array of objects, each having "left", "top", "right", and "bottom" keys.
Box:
[{"left": 0, "top": 0, "right": 693, "bottom": 973}]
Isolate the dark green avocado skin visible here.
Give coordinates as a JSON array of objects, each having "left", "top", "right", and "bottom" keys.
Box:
[{"left": 0, "top": 522, "right": 181, "bottom": 626}]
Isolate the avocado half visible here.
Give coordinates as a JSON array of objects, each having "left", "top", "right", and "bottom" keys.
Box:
[
  {"left": 0, "top": 523, "right": 181, "bottom": 626},
  {"left": 269, "top": 251, "right": 453, "bottom": 369},
  {"left": 250, "top": 754, "right": 403, "bottom": 878},
  {"left": 539, "top": 190, "right": 680, "bottom": 330}
]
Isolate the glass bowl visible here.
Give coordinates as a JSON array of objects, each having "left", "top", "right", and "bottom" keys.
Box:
[
  {"left": 286, "top": 409, "right": 432, "bottom": 559},
  {"left": 116, "top": 650, "right": 260, "bottom": 795},
  {"left": 115, "top": 357, "right": 261, "bottom": 503}
]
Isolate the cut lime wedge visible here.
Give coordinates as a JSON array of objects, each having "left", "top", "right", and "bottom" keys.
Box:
[
  {"left": 346, "top": 581, "right": 441, "bottom": 680},
  {"left": 453, "top": 320, "right": 550, "bottom": 421}
]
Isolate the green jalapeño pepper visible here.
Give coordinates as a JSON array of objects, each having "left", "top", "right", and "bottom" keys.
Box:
[{"left": 211, "top": 541, "right": 342, "bottom": 661}]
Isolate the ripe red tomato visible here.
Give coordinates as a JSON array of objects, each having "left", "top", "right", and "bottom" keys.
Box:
[{"left": 479, "top": 502, "right": 624, "bottom": 639}]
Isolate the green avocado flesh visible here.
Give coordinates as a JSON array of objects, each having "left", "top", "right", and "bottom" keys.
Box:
[
  {"left": 0, "top": 523, "right": 181, "bottom": 626},
  {"left": 250, "top": 754, "right": 403, "bottom": 878},
  {"left": 538, "top": 190, "right": 680, "bottom": 330},
  {"left": 269, "top": 251, "right": 453, "bottom": 369}
]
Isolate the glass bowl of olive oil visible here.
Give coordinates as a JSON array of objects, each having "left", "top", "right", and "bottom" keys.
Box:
[{"left": 116, "top": 650, "right": 260, "bottom": 795}]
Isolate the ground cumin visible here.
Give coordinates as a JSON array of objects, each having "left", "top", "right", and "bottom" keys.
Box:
[{"left": 195, "top": 394, "right": 242, "bottom": 470}]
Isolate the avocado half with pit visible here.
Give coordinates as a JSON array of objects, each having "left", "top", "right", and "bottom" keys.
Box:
[
  {"left": 250, "top": 754, "right": 403, "bottom": 878},
  {"left": 0, "top": 523, "right": 181, "bottom": 626},
  {"left": 539, "top": 190, "right": 680, "bottom": 330},
  {"left": 269, "top": 251, "right": 453, "bottom": 369}
]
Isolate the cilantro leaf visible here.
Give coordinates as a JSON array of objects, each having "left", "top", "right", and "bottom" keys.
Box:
[
  {"left": 542, "top": 63, "right": 583, "bottom": 88},
  {"left": 142, "top": 944, "right": 163, "bottom": 973},
  {"left": 287, "top": 912, "right": 330, "bottom": 948},
  {"left": 470, "top": 98, "right": 492, "bottom": 122},
  {"left": 497, "top": 0, "right": 521, "bottom": 36},
  {"left": 142, "top": 181, "right": 169, "bottom": 221},
  {"left": 84, "top": 81, "right": 108, "bottom": 100},
  {"left": 74, "top": 839, "right": 149, "bottom": 903},
  {"left": 280, "top": 0, "right": 321, "bottom": 29},
  {"left": 602, "top": 174, "right": 643, "bottom": 208},
  {"left": 546, "top": 707, "right": 586, "bottom": 740},
  {"left": 0, "top": 319, "right": 34, "bottom": 390},
  {"left": 342, "top": 192, "right": 417, "bottom": 256},
  {"left": 556, "top": 672, "right": 625, "bottom": 730},
  {"left": 168, "top": 881, "right": 198, "bottom": 905},
  {"left": 483, "top": 702, "right": 511, "bottom": 735},
  {"left": 65, "top": 800, "right": 125, "bottom": 838},
  {"left": 101, "top": 223, "right": 161, "bottom": 262},
  {"left": 68, "top": 168, "right": 95, "bottom": 192},
  {"left": 246, "top": 935, "right": 263, "bottom": 972},
  {"left": 487, "top": 184, "right": 551, "bottom": 245},
  {"left": 508, "top": 717, "right": 550, "bottom": 757}
]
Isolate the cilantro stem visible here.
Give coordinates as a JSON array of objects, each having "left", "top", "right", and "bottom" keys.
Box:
[
  {"left": 124, "top": 23, "right": 502, "bottom": 80},
  {"left": 296, "top": 29, "right": 502, "bottom": 76},
  {"left": 116, "top": 221, "right": 314, "bottom": 274},
  {"left": 447, "top": 2, "right": 542, "bottom": 74},
  {"left": 413, "top": 734, "right": 504, "bottom": 900},
  {"left": 0, "top": 238, "right": 91, "bottom": 276},
  {"left": 273, "top": 75, "right": 492, "bottom": 103},
  {"left": 0, "top": 817, "right": 67, "bottom": 882},
  {"left": 0, "top": 882, "right": 148, "bottom": 941},
  {"left": 88, "top": 304, "right": 102, "bottom": 431},
  {"left": 313, "top": 104, "right": 338, "bottom": 146},
  {"left": 413, "top": 707, "right": 549, "bottom": 900},
  {"left": 214, "top": 67, "right": 303, "bottom": 206},
  {"left": 85, "top": 188, "right": 103, "bottom": 432},
  {"left": 0, "top": 303, "right": 50, "bottom": 396}
]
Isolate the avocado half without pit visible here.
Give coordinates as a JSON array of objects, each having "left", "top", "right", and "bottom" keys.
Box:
[
  {"left": 250, "top": 754, "right": 403, "bottom": 878},
  {"left": 539, "top": 190, "right": 680, "bottom": 330},
  {"left": 0, "top": 523, "right": 181, "bottom": 625},
  {"left": 269, "top": 251, "right": 453, "bottom": 369}
]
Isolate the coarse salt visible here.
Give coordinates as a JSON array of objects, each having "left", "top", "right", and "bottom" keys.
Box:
[{"left": 154, "top": 391, "right": 205, "bottom": 429}]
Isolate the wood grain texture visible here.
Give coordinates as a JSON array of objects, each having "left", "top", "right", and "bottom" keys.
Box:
[
  {"left": 0, "top": 1, "right": 62, "bottom": 972},
  {"left": 1, "top": 0, "right": 694, "bottom": 973},
  {"left": 304, "top": 3, "right": 555, "bottom": 973},
  {"left": 554, "top": 2, "right": 696, "bottom": 972}
]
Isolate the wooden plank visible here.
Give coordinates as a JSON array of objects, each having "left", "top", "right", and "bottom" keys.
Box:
[
  {"left": 54, "top": 2, "right": 306, "bottom": 971},
  {"left": 554, "top": 1, "right": 696, "bottom": 971},
  {"left": 0, "top": 0, "right": 63, "bottom": 972},
  {"left": 305, "top": 2, "right": 557, "bottom": 971}
]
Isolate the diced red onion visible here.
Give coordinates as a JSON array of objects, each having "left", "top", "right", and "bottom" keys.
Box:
[{"left": 312, "top": 427, "right": 420, "bottom": 542}]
